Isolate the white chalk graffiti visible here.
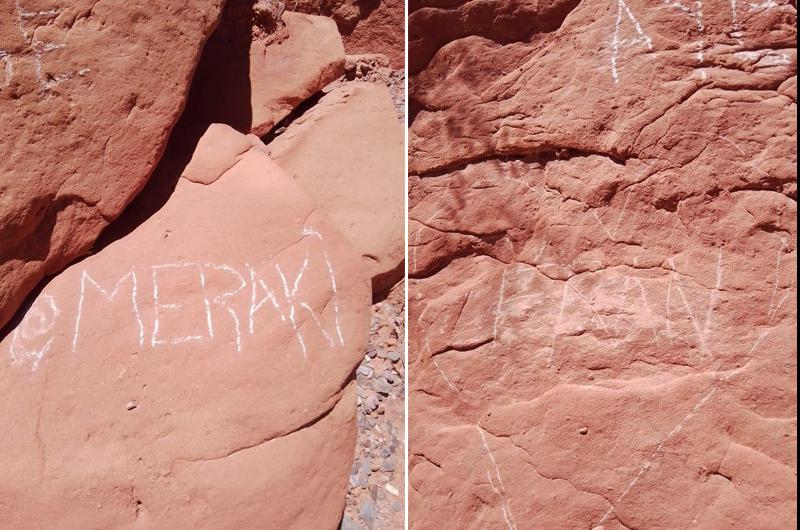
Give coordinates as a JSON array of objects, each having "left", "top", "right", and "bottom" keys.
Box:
[
  {"left": 2, "top": 1, "right": 90, "bottom": 91},
  {"left": 5, "top": 228, "right": 346, "bottom": 370},
  {"left": 662, "top": 0, "right": 707, "bottom": 66},
  {"left": 610, "top": 0, "right": 654, "bottom": 84},
  {"left": 9, "top": 295, "right": 59, "bottom": 370}
]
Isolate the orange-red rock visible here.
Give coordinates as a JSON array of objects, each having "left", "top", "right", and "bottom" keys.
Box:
[
  {"left": 184, "top": 5, "right": 345, "bottom": 136},
  {"left": 268, "top": 82, "right": 405, "bottom": 293},
  {"left": 294, "top": 0, "right": 404, "bottom": 68},
  {"left": 0, "top": 0, "right": 225, "bottom": 330},
  {"left": 0, "top": 124, "right": 370, "bottom": 528},
  {"left": 409, "top": 1, "right": 797, "bottom": 528}
]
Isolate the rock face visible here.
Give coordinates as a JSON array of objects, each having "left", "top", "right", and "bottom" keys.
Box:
[
  {"left": 0, "top": 0, "right": 225, "bottom": 330},
  {"left": 184, "top": 4, "right": 345, "bottom": 136},
  {"left": 269, "top": 82, "right": 405, "bottom": 293},
  {"left": 409, "top": 2, "right": 797, "bottom": 529},
  {"left": 294, "top": 0, "right": 404, "bottom": 68},
  {"left": 0, "top": 124, "right": 370, "bottom": 528}
]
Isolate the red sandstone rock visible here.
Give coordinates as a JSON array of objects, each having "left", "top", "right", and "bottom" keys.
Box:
[
  {"left": 184, "top": 4, "right": 345, "bottom": 136},
  {"left": 0, "top": 124, "right": 370, "bottom": 528},
  {"left": 0, "top": 0, "right": 224, "bottom": 330},
  {"left": 409, "top": 1, "right": 797, "bottom": 528},
  {"left": 294, "top": 0, "right": 405, "bottom": 68},
  {"left": 268, "top": 82, "right": 405, "bottom": 293}
]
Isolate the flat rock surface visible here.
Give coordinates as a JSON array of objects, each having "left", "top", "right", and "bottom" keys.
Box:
[
  {"left": 0, "top": 124, "right": 370, "bottom": 528},
  {"left": 0, "top": 0, "right": 224, "bottom": 330},
  {"left": 409, "top": 1, "right": 797, "bottom": 528},
  {"left": 268, "top": 82, "right": 405, "bottom": 293}
]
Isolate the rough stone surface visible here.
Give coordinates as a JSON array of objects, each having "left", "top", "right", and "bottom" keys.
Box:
[
  {"left": 184, "top": 4, "right": 345, "bottom": 136},
  {"left": 0, "top": 124, "right": 370, "bottom": 528},
  {"left": 0, "top": 0, "right": 224, "bottom": 330},
  {"left": 268, "top": 82, "right": 405, "bottom": 293},
  {"left": 294, "top": 0, "right": 404, "bottom": 68},
  {"left": 409, "top": 1, "right": 797, "bottom": 528}
]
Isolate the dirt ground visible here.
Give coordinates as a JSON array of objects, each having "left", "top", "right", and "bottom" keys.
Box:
[{"left": 341, "top": 281, "right": 405, "bottom": 530}]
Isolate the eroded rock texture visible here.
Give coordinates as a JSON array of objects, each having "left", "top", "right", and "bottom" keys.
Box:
[
  {"left": 295, "top": 0, "right": 404, "bottom": 68},
  {"left": 0, "top": 124, "right": 370, "bottom": 528},
  {"left": 409, "top": 1, "right": 797, "bottom": 528},
  {"left": 0, "top": 0, "right": 224, "bottom": 329}
]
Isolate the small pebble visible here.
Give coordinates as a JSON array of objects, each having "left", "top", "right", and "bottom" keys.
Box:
[
  {"left": 381, "top": 456, "right": 396, "bottom": 471},
  {"left": 357, "top": 365, "right": 374, "bottom": 378},
  {"left": 339, "top": 515, "right": 363, "bottom": 530},
  {"left": 579, "top": 427, "right": 589, "bottom": 435},
  {"left": 359, "top": 500, "right": 377, "bottom": 530},
  {"left": 126, "top": 400, "right": 137, "bottom": 411},
  {"left": 385, "top": 483, "right": 399, "bottom": 496},
  {"left": 391, "top": 500, "right": 402, "bottom": 512}
]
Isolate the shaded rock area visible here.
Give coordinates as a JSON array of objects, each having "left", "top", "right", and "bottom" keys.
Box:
[
  {"left": 0, "top": 0, "right": 225, "bottom": 329},
  {"left": 184, "top": 4, "right": 346, "bottom": 136},
  {"left": 409, "top": 1, "right": 796, "bottom": 529},
  {"left": 2, "top": 1, "right": 403, "bottom": 527}
]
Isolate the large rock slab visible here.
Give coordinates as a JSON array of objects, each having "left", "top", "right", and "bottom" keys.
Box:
[
  {"left": 268, "top": 82, "right": 405, "bottom": 293},
  {"left": 183, "top": 4, "right": 345, "bottom": 136},
  {"left": 409, "top": 1, "right": 797, "bottom": 528},
  {"left": 0, "top": 124, "right": 370, "bottom": 528},
  {"left": 0, "top": 0, "right": 225, "bottom": 330}
]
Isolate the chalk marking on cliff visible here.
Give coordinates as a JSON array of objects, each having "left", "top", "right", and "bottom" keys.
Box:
[
  {"left": 597, "top": 309, "right": 773, "bottom": 527},
  {"left": 275, "top": 263, "right": 307, "bottom": 357},
  {"left": 10, "top": 295, "right": 59, "bottom": 370},
  {"left": 300, "top": 302, "right": 335, "bottom": 347},
  {"left": 613, "top": 188, "right": 634, "bottom": 239},
  {"left": 610, "top": 0, "right": 654, "bottom": 84},
  {"left": 248, "top": 264, "right": 284, "bottom": 332},
  {"left": 768, "top": 238, "right": 789, "bottom": 319},
  {"left": 597, "top": 386, "right": 718, "bottom": 525},
  {"left": 74, "top": 269, "right": 144, "bottom": 351},
  {"left": 702, "top": 249, "right": 724, "bottom": 339},
  {"left": 661, "top": 0, "right": 706, "bottom": 62},
  {"left": 569, "top": 283, "right": 609, "bottom": 333},
  {"left": 151, "top": 263, "right": 208, "bottom": 347},
  {"left": 682, "top": 131, "right": 771, "bottom": 178},
  {"left": 593, "top": 210, "right": 616, "bottom": 240},
  {"left": 492, "top": 269, "right": 509, "bottom": 346},
  {"left": 432, "top": 357, "right": 459, "bottom": 393},
  {"left": 201, "top": 264, "right": 248, "bottom": 352},
  {"left": 666, "top": 258, "right": 710, "bottom": 355},
  {"left": 302, "top": 226, "right": 323, "bottom": 240},
  {"left": 548, "top": 282, "right": 571, "bottom": 367},
  {"left": 634, "top": 276, "right": 661, "bottom": 343},
  {"left": 477, "top": 426, "right": 518, "bottom": 530},
  {"left": 150, "top": 264, "right": 205, "bottom": 346},
  {"left": 487, "top": 470, "right": 501, "bottom": 494},
  {"left": 322, "top": 250, "right": 345, "bottom": 346}
]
